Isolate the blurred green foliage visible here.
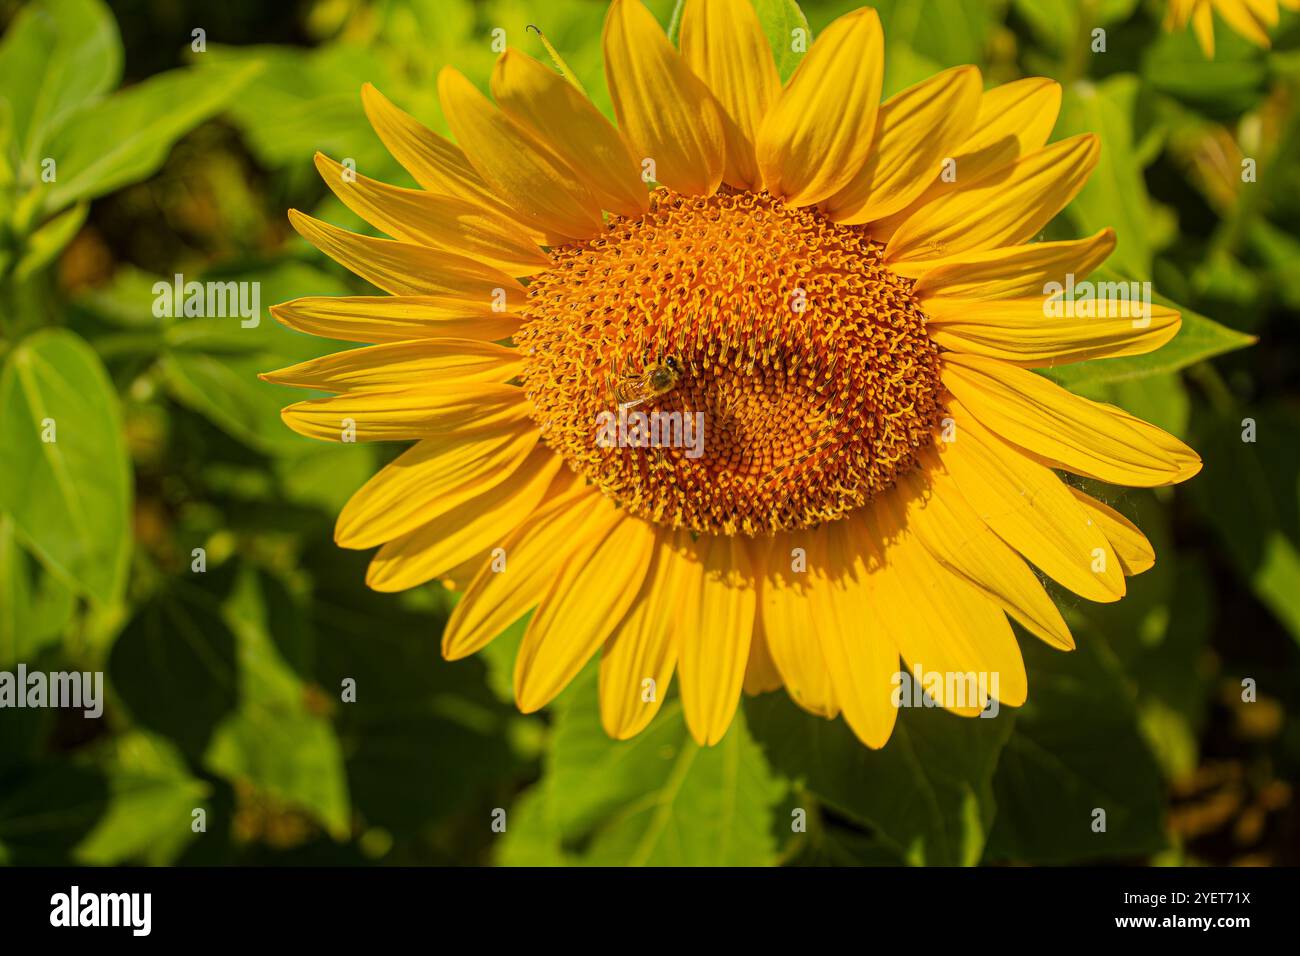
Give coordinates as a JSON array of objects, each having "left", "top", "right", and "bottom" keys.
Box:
[{"left": 0, "top": 0, "right": 1297, "bottom": 866}]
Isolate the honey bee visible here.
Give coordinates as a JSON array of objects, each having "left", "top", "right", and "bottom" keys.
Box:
[{"left": 611, "top": 355, "right": 682, "bottom": 411}]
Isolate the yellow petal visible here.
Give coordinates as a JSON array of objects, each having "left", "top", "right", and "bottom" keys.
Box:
[
  {"left": 437, "top": 465, "right": 585, "bottom": 591},
  {"left": 757, "top": 533, "right": 839, "bottom": 718},
  {"left": 809, "top": 520, "right": 899, "bottom": 748},
  {"left": 280, "top": 382, "right": 530, "bottom": 443},
  {"left": 823, "top": 66, "right": 981, "bottom": 224},
  {"left": 270, "top": 296, "right": 521, "bottom": 344},
  {"left": 863, "top": 502, "right": 1029, "bottom": 712},
  {"left": 1067, "top": 487, "right": 1155, "bottom": 576},
  {"left": 677, "top": 534, "right": 756, "bottom": 745},
  {"left": 866, "top": 77, "right": 1062, "bottom": 242},
  {"left": 942, "top": 352, "right": 1202, "bottom": 486},
  {"left": 1193, "top": 1, "right": 1216, "bottom": 56},
  {"left": 491, "top": 49, "right": 648, "bottom": 219},
  {"left": 515, "top": 508, "right": 656, "bottom": 712},
  {"left": 912, "top": 228, "right": 1115, "bottom": 301},
  {"left": 288, "top": 209, "right": 525, "bottom": 298},
  {"left": 261, "top": 339, "right": 522, "bottom": 392},
  {"left": 893, "top": 458, "right": 1073, "bottom": 650},
  {"left": 360, "top": 83, "right": 538, "bottom": 235},
  {"left": 679, "top": 0, "right": 779, "bottom": 190},
  {"left": 442, "top": 484, "right": 604, "bottom": 660},
  {"left": 887, "top": 134, "right": 1100, "bottom": 273},
  {"left": 938, "top": 403, "right": 1125, "bottom": 602},
  {"left": 438, "top": 66, "right": 604, "bottom": 240},
  {"left": 743, "top": 621, "right": 783, "bottom": 695},
  {"left": 314, "top": 153, "right": 550, "bottom": 275},
  {"left": 755, "top": 7, "right": 884, "bottom": 206},
  {"left": 603, "top": 0, "right": 725, "bottom": 196},
  {"left": 367, "top": 448, "right": 561, "bottom": 592},
  {"left": 951, "top": 78, "right": 1063, "bottom": 183},
  {"left": 599, "top": 530, "right": 687, "bottom": 739},
  {"left": 335, "top": 425, "right": 538, "bottom": 549},
  {"left": 1216, "top": 0, "right": 1273, "bottom": 46},
  {"left": 928, "top": 298, "right": 1181, "bottom": 367}
]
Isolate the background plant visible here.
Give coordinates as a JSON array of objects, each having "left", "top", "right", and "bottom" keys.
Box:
[{"left": 0, "top": 0, "right": 1295, "bottom": 865}]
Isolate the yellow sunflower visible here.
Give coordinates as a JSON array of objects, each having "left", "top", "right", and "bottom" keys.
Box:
[
  {"left": 265, "top": 0, "right": 1201, "bottom": 749},
  {"left": 1165, "top": 0, "right": 1298, "bottom": 57}
]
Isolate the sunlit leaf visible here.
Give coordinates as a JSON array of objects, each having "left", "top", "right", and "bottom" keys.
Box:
[
  {"left": 41, "top": 61, "right": 260, "bottom": 213},
  {"left": 0, "top": 329, "right": 131, "bottom": 604}
]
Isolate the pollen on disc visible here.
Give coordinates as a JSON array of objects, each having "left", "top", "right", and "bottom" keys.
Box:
[{"left": 515, "top": 187, "right": 945, "bottom": 537}]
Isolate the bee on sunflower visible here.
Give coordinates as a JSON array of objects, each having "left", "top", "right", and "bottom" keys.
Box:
[{"left": 264, "top": 0, "right": 1200, "bottom": 749}]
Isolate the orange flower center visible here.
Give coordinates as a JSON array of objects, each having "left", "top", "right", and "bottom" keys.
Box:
[{"left": 516, "top": 188, "right": 944, "bottom": 536}]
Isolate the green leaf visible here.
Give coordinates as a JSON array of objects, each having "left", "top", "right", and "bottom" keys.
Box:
[
  {"left": 874, "top": 0, "right": 991, "bottom": 95},
  {"left": 753, "top": 0, "right": 811, "bottom": 82},
  {"left": 41, "top": 61, "right": 260, "bottom": 213},
  {"left": 1058, "top": 76, "right": 1157, "bottom": 279},
  {"left": 108, "top": 579, "right": 241, "bottom": 758},
  {"left": 13, "top": 202, "right": 87, "bottom": 281},
  {"left": 0, "top": 761, "right": 108, "bottom": 864},
  {"left": 0, "top": 329, "right": 131, "bottom": 604},
  {"left": 746, "top": 692, "right": 1013, "bottom": 866},
  {"left": 1188, "top": 404, "right": 1300, "bottom": 646},
  {"left": 74, "top": 732, "right": 209, "bottom": 865},
  {"left": 204, "top": 567, "right": 351, "bottom": 839},
  {"left": 0, "top": 514, "right": 75, "bottom": 668},
  {"left": 500, "top": 668, "right": 785, "bottom": 866},
  {"left": 0, "top": 0, "right": 122, "bottom": 169},
  {"left": 1040, "top": 279, "right": 1255, "bottom": 389},
  {"left": 158, "top": 261, "right": 354, "bottom": 455},
  {"left": 198, "top": 44, "right": 400, "bottom": 175},
  {"left": 986, "top": 636, "right": 1166, "bottom": 863},
  {"left": 304, "top": 542, "right": 522, "bottom": 837},
  {"left": 1141, "top": 23, "right": 1268, "bottom": 118}
]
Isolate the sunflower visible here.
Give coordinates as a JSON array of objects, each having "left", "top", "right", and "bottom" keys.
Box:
[
  {"left": 1165, "top": 0, "right": 1298, "bottom": 57},
  {"left": 265, "top": 0, "right": 1201, "bottom": 749}
]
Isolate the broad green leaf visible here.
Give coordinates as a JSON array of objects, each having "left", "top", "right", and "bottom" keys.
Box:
[
  {"left": 753, "top": 0, "right": 811, "bottom": 81},
  {"left": 1040, "top": 277, "right": 1254, "bottom": 389},
  {"left": 0, "top": 761, "right": 108, "bottom": 864},
  {"left": 746, "top": 692, "right": 1013, "bottom": 866},
  {"left": 0, "top": 514, "right": 75, "bottom": 667},
  {"left": 0, "top": 0, "right": 122, "bottom": 168},
  {"left": 1141, "top": 22, "right": 1268, "bottom": 118},
  {"left": 204, "top": 567, "right": 350, "bottom": 839},
  {"left": 108, "top": 582, "right": 240, "bottom": 759},
  {"left": 873, "top": 0, "right": 990, "bottom": 94},
  {"left": 305, "top": 542, "right": 522, "bottom": 836},
  {"left": 158, "top": 261, "right": 353, "bottom": 455},
  {"left": 0, "top": 329, "right": 131, "bottom": 604},
  {"left": 793, "top": 825, "right": 906, "bottom": 865},
  {"left": 74, "top": 732, "right": 209, "bottom": 865},
  {"left": 41, "top": 61, "right": 260, "bottom": 213},
  {"left": 1059, "top": 76, "right": 1157, "bottom": 279},
  {"left": 198, "top": 44, "right": 398, "bottom": 175},
  {"left": 1012, "top": 0, "right": 1139, "bottom": 54},
  {"left": 1188, "top": 404, "right": 1300, "bottom": 646},
  {"left": 986, "top": 635, "right": 1165, "bottom": 863},
  {"left": 500, "top": 668, "right": 785, "bottom": 866}
]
